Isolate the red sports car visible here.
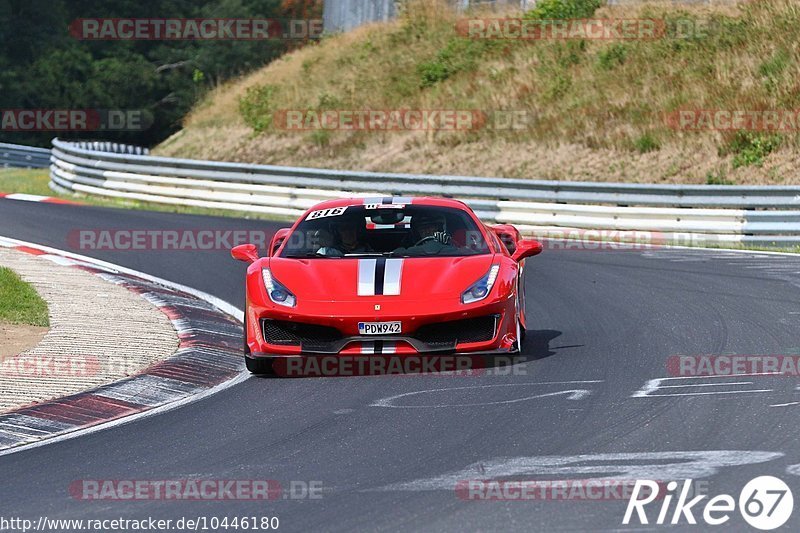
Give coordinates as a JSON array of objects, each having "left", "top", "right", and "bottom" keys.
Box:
[{"left": 231, "top": 197, "right": 542, "bottom": 375}]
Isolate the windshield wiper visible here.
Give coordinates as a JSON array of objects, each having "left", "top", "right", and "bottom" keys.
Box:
[
  {"left": 282, "top": 252, "right": 329, "bottom": 259},
  {"left": 342, "top": 252, "right": 385, "bottom": 257}
]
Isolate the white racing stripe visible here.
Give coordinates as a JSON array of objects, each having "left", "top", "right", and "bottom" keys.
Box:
[
  {"left": 362, "top": 197, "right": 412, "bottom": 205},
  {"left": 357, "top": 258, "right": 404, "bottom": 296},
  {"left": 358, "top": 259, "right": 377, "bottom": 296},
  {"left": 359, "top": 341, "right": 396, "bottom": 355},
  {"left": 383, "top": 259, "right": 403, "bottom": 296}
]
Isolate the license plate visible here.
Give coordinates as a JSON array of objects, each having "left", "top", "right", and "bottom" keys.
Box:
[{"left": 358, "top": 321, "right": 401, "bottom": 335}]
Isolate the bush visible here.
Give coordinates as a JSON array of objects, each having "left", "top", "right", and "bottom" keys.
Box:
[
  {"left": 557, "top": 40, "right": 587, "bottom": 68},
  {"left": 238, "top": 85, "right": 278, "bottom": 133},
  {"left": 418, "top": 38, "right": 498, "bottom": 87},
  {"left": 597, "top": 43, "right": 627, "bottom": 70},
  {"left": 724, "top": 132, "right": 782, "bottom": 168},
  {"left": 309, "top": 129, "right": 330, "bottom": 148},
  {"left": 524, "top": 0, "right": 604, "bottom": 20},
  {"left": 634, "top": 132, "right": 660, "bottom": 153}
]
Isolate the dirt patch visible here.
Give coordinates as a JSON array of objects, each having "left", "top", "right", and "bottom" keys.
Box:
[{"left": 0, "top": 321, "right": 47, "bottom": 361}]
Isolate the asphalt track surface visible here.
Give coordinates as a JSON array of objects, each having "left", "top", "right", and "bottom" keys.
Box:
[{"left": 2, "top": 198, "right": 800, "bottom": 531}]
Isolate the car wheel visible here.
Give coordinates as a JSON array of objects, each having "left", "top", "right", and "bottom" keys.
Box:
[{"left": 243, "top": 299, "right": 251, "bottom": 356}]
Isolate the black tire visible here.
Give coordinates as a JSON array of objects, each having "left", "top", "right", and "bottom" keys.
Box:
[
  {"left": 243, "top": 298, "right": 251, "bottom": 356},
  {"left": 245, "top": 355, "right": 275, "bottom": 375}
]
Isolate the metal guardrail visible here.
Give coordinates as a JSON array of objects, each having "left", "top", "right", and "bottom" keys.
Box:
[
  {"left": 0, "top": 143, "right": 51, "bottom": 169},
  {"left": 48, "top": 138, "right": 800, "bottom": 247},
  {"left": 66, "top": 141, "right": 150, "bottom": 156}
]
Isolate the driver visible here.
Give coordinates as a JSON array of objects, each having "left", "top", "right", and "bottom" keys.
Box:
[
  {"left": 390, "top": 211, "right": 456, "bottom": 256},
  {"left": 411, "top": 212, "right": 452, "bottom": 246}
]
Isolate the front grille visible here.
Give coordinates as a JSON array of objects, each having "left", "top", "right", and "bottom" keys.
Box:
[
  {"left": 412, "top": 315, "right": 498, "bottom": 345},
  {"left": 262, "top": 319, "right": 342, "bottom": 346},
  {"left": 261, "top": 315, "right": 498, "bottom": 353}
]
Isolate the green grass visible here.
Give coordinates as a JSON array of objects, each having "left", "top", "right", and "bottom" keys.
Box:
[
  {"left": 0, "top": 266, "right": 49, "bottom": 327},
  {"left": 0, "top": 169, "right": 57, "bottom": 196},
  {"left": 0, "top": 169, "right": 295, "bottom": 223}
]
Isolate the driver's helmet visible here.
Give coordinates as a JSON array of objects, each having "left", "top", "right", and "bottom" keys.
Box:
[{"left": 412, "top": 211, "right": 447, "bottom": 240}]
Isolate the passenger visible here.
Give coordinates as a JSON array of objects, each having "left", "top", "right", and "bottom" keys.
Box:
[{"left": 334, "top": 214, "right": 372, "bottom": 254}]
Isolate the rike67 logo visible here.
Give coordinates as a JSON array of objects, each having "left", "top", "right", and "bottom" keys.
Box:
[{"left": 624, "top": 476, "right": 793, "bottom": 530}]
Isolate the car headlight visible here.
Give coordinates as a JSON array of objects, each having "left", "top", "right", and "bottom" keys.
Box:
[
  {"left": 461, "top": 264, "right": 500, "bottom": 304},
  {"left": 262, "top": 268, "right": 296, "bottom": 307}
]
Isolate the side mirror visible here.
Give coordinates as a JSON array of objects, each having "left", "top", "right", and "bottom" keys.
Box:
[
  {"left": 491, "top": 224, "right": 522, "bottom": 255},
  {"left": 231, "top": 243, "right": 259, "bottom": 263},
  {"left": 511, "top": 239, "right": 543, "bottom": 262},
  {"left": 270, "top": 228, "right": 291, "bottom": 256}
]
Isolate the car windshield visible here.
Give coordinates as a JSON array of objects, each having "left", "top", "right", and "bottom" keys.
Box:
[{"left": 280, "top": 204, "right": 491, "bottom": 258}]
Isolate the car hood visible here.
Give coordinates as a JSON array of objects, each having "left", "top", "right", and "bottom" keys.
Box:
[{"left": 268, "top": 254, "right": 495, "bottom": 302}]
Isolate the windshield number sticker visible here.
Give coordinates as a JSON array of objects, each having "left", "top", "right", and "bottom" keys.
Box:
[
  {"left": 364, "top": 203, "right": 404, "bottom": 210},
  {"left": 307, "top": 206, "right": 348, "bottom": 220}
]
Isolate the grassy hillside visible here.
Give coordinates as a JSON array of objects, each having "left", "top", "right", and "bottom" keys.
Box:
[{"left": 156, "top": 0, "right": 800, "bottom": 184}]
